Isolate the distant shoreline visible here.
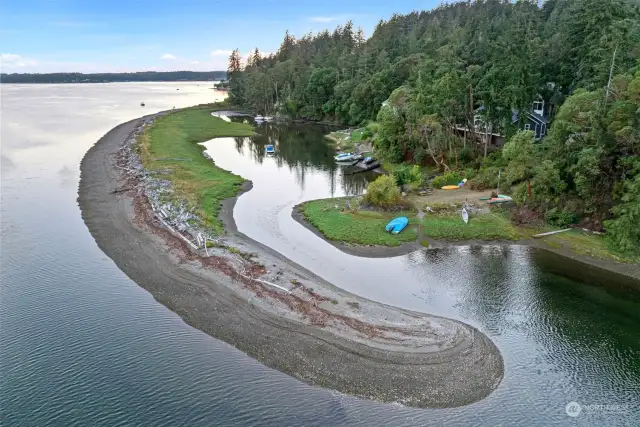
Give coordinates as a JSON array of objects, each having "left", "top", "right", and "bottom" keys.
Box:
[{"left": 1, "top": 71, "right": 226, "bottom": 84}]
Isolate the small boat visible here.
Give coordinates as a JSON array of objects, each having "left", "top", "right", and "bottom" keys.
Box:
[
  {"left": 441, "top": 185, "right": 459, "bottom": 190},
  {"left": 461, "top": 207, "right": 469, "bottom": 224},
  {"left": 263, "top": 116, "right": 273, "bottom": 122},
  {"left": 140, "top": 102, "right": 145, "bottom": 107},
  {"left": 335, "top": 153, "right": 362, "bottom": 162},
  {"left": 385, "top": 217, "right": 409, "bottom": 234},
  {"left": 255, "top": 115, "right": 264, "bottom": 122},
  {"left": 265, "top": 144, "right": 275, "bottom": 154},
  {"left": 363, "top": 157, "right": 376, "bottom": 165},
  {"left": 488, "top": 196, "right": 512, "bottom": 204}
]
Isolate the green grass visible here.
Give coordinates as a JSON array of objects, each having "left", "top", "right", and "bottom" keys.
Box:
[
  {"left": 422, "top": 212, "right": 520, "bottom": 241},
  {"left": 300, "top": 199, "right": 418, "bottom": 246},
  {"left": 542, "top": 229, "right": 640, "bottom": 264},
  {"left": 139, "top": 105, "right": 255, "bottom": 233}
]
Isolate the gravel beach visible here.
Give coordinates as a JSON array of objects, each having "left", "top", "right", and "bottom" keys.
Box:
[{"left": 77, "top": 114, "right": 504, "bottom": 408}]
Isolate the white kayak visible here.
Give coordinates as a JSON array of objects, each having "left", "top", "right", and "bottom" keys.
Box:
[{"left": 461, "top": 207, "right": 469, "bottom": 224}]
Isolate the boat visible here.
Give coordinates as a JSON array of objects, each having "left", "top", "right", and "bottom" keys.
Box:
[
  {"left": 441, "top": 185, "right": 459, "bottom": 190},
  {"left": 265, "top": 144, "right": 275, "bottom": 154},
  {"left": 263, "top": 116, "right": 273, "bottom": 122},
  {"left": 140, "top": 102, "right": 145, "bottom": 107},
  {"left": 334, "top": 153, "right": 358, "bottom": 162},
  {"left": 488, "top": 196, "right": 513, "bottom": 204},
  {"left": 255, "top": 115, "right": 264, "bottom": 122},
  {"left": 363, "top": 157, "right": 375, "bottom": 165},
  {"left": 461, "top": 208, "right": 469, "bottom": 224},
  {"left": 385, "top": 217, "right": 409, "bottom": 234}
]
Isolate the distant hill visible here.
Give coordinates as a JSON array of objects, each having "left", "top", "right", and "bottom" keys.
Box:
[{"left": 0, "top": 71, "right": 227, "bottom": 84}]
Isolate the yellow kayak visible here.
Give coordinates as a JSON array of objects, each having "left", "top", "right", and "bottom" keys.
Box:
[{"left": 441, "top": 185, "right": 459, "bottom": 190}]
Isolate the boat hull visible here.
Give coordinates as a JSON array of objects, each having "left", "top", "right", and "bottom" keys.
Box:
[{"left": 385, "top": 217, "right": 409, "bottom": 234}]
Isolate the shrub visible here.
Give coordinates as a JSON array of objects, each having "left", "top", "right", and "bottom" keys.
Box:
[
  {"left": 366, "top": 122, "right": 380, "bottom": 133},
  {"left": 432, "top": 172, "right": 463, "bottom": 188},
  {"left": 393, "top": 164, "right": 424, "bottom": 187},
  {"left": 459, "top": 146, "right": 475, "bottom": 164},
  {"left": 364, "top": 175, "right": 401, "bottom": 207},
  {"left": 467, "top": 167, "right": 501, "bottom": 190},
  {"left": 463, "top": 168, "right": 478, "bottom": 180},
  {"left": 545, "top": 208, "right": 578, "bottom": 227}
]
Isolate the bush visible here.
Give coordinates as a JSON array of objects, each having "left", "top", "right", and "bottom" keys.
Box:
[
  {"left": 366, "top": 122, "right": 380, "bottom": 133},
  {"left": 393, "top": 164, "right": 424, "bottom": 187},
  {"left": 432, "top": 172, "right": 463, "bottom": 188},
  {"left": 463, "top": 168, "right": 478, "bottom": 180},
  {"left": 467, "top": 167, "right": 501, "bottom": 190},
  {"left": 364, "top": 175, "right": 401, "bottom": 207},
  {"left": 459, "top": 146, "right": 475, "bottom": 164},
  {"left": 545, "top": 208, "right": 578, "bottom": 227}
]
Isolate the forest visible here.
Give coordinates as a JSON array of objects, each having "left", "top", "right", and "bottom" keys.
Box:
[
  {"left": 227, "top": 0, "right": 640, "bottom": 253},
  {"left": 1, "top": 71, "right": 226, "bottom": 83}
]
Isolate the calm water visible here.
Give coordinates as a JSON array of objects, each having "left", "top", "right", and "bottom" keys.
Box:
[{"left": 1, "top": 84, "right": 639, "bottom": 427}]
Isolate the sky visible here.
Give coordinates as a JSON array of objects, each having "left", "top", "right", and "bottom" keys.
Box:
[{"left": 0, "top": 0, "right": 441, "bottom": 73}]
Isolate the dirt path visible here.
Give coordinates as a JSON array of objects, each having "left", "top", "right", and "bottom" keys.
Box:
[
  {"left": 77, "top": 114, "right": 504, "bottom": 408},
  {"left": 409, "top": 187, "right": 494, "bottom": 207}
]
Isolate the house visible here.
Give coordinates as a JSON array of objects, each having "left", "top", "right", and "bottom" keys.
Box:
[
  {"left": 512, "top": 98, "right": 550, "bottom": 140},
  {"left": 468, "top": 98, "right": 550, "bottom": 142}
]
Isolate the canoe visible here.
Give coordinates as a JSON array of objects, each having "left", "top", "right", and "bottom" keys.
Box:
[
  {"left": 462, "top": 208, "right": 469, "bottom": 224},
  {"left": 385, "top": 216, "right": 409, "bottom": 234},
  {"left": 441, "top": 185, "right": 460, "bottom": 190},
  {"left": 479, "top": 196, "right": 491, "bottom": 201}
]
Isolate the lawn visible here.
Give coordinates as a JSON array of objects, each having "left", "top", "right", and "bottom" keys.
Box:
[
  {"left": 137, "top": 105, "right": 255, "bottom": 233},
  {"left": 421, "top": 212, "right": 520, "bottom": 241},
  {"left": 541, "top": 229, "right": 640, "bottom": 264},
  {"left": 300, "top": 199, "right": 418, "bottom": 246}
]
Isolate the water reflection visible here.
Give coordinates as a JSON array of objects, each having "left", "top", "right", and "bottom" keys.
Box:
[{"left": 225, "top": 121, "right": 375, "bottom": 197}]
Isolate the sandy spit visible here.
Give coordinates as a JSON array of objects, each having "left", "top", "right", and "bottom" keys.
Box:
[{"left": 77, "top": 115, "right": 504, "bottom": 408}]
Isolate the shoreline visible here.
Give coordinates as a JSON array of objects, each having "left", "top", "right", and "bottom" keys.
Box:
[
  {"left": 292, "top": 202, "right": 640, "bottom": 285},
  {"left": 77, "top": 112, "right": 504, "bottom": 408}
]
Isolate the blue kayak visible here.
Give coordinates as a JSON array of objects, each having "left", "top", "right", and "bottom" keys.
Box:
[
  {"left": 385, "top": 216, "right": 409, "bottom": 234},
  {"left": 265, "top": 144, "right": 275, "bottom": 154}
]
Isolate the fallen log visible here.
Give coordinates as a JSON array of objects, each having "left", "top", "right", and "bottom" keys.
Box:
[{"left": 533, "top": 228, "right": 572, "bottom": 238}]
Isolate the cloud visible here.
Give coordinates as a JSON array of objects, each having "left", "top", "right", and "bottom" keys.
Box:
[
  {"left": 190, "top": 61, "right": 200, "bottom": 64},
  {"left": 1, "top": 53, "right": 38, "bottom": 70},
  {"left": 161, "top": 53, "right": 176, "bottom": 60},
  {"left": 309, "top": 16, "right": 342, "bottom": 23},
  {"left": 211, "top": 49, "right": 233, "bottom": 57}
]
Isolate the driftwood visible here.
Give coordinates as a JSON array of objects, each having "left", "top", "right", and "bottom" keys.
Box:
[{"left": 533, "top": 228, "right": 572, "bottom": 238}]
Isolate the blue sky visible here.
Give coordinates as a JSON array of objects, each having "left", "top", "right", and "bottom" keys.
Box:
[{"left": 0, "top": 0, "right": 440, "bottom": 73}]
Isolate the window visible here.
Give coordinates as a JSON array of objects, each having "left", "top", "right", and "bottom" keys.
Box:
[
  {"left": 524, "top": 123, "right": 530, "bottom": 131},
  {"left": 533, "top": 100, "right": 544, "bottom": 113}
]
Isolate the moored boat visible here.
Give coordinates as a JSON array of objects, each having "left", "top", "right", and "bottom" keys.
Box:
[
  {"left": 334, "top": 152, "right": 362, "bottom": 162},
  {"left": 265, "top": 144, "right": 275, "bottom": 154},
  {"left": 255, "top": 115, "right": 264, "bottom": 122}
]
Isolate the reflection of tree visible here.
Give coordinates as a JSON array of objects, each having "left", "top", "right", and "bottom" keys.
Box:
[
  {"left": 234, "top": 137, "right": 246, "bottom": 155},
  {"left": 341, "top": 171, "right": 375, "bottom": 196},
  {"left": 523, "top": 253, "right": 640, "bottom": 405},
  {"left": 248, "top": 122, "right": 345, "bottom": 188}
]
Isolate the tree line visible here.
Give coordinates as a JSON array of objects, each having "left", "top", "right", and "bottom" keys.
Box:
[
  {"left": 228, "top": 0, "right": 640, "bottom": 252},
  {"left": 1, "top": 71, "right": 227, "bottom": 84}
]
